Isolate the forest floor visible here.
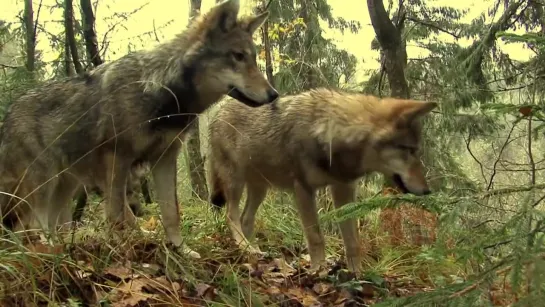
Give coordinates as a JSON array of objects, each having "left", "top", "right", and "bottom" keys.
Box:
[{"left": 0, "top": 196, "right": 492, "bottom": 306}]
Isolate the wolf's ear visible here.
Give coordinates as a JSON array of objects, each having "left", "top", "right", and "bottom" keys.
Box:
[
  {"left": 397, "top": 101, "right": 437, "bottom": 127},
  {"left": 209, "top": 0, "right": 240, "bottom": 33},
  {"left": 245, "top": 11, "right": 270, "bottom": 34}
]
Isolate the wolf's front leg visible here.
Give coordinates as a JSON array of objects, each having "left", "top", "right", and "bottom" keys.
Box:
[{"left": 152, "top": 143, "right": 200, "bottom": 259}]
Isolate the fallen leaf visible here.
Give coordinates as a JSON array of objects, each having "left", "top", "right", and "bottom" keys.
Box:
[
  {"left": 334, "top": 288, "right": 354, "bottom": 305},
  {"left": 147, "top": 275, "right": 182, "bottom": 293},
  {"left": 267, "top": 286, "right": 282, "bottom": 295},
  {"left": 112, "top": 278, "right": 158, "bottom": 307},
  {"left": 313, "top": 283, "right": 333, "bottom": 296},
  {"left": 103, "top": 265, "right": 133, "bottom": 282},
  {"left": 271, "top": 258, "right": 296, "bottom": 276},
  {"left": 195, "top": 283, "right": 216, "bottom": 301},
  {"left": 142, "top": 216, "right": 158, "bottom": 231},
  {"left": 287, "top": 287, "right": 321, "bottom": 306}
]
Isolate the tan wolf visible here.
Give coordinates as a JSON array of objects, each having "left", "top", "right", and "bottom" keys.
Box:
[
  {"left": 207, "top": 88, "right": 436, "bottom": 272},
  {"left": 0, "top": 0, "right": 277, "bottom": 258}
]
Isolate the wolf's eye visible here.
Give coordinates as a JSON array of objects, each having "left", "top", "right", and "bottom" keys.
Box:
[{"left": 232, "top": 52, "right": 245, "bottom": 61}]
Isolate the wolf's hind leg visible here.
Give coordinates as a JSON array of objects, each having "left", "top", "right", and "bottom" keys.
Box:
[
  {"left": 49, "top": 174, "right": 81, "bottom": 233},
  {"left": 240, "top": 182, "right": 267, "bottom": 239},
  {"left": 224, "top": 178, "right": 263, "bottom": 255},
  {"left": 293, "top": 181, "right": 326, "bottom": 270},
  {"left": 330, "top": 182, "right": 362, "bottom": 274}
]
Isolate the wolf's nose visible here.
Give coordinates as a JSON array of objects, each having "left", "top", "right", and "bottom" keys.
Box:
[{"left": 267, "top": 89, "right": 279, "bottom": 102}]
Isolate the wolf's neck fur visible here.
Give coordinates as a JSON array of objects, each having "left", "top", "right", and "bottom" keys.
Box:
[{"left": 140, "top": 35, "right": 191, "bottom": 96}]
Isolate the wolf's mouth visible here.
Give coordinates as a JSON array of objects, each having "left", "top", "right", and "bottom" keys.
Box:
[
  {"left": 227, "top": 86, "right": 262, "bottom": 107},
  {"left": 392, "top": 174, "right": 410, "bottom": 194}
]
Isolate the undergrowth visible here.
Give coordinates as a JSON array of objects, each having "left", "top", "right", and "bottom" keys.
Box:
[{"left": 0, "top": 175, "right": 542, "bottom": 306}]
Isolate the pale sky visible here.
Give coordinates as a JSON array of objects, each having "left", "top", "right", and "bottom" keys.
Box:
[{"left": 0, "top": 0, "right": 532, "bottom": 83}]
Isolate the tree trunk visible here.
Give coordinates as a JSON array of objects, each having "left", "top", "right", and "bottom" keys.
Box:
[
  {"left": 64, "top": 0, "right": 83, "bottom": 74},
  {"left": 367, "top": 0, "right": 409, "bottom": 100},
  {"left": 368, "top": 0, "right": 439, "bottom": 247},
  {"left": 367, "top": 0, "right": 409, "bottom": 198},
  {"left": 184, "top": 0, "right": 209, "bottom": 201},
  {"left": 64, "top": 35, "right": 75, "bottom": 76},
  {"left": 262, "top": 20, "right": 275, "bottom": 86},
  {"left": 80, "top": 0, "right": 103, "bottom": 66},
  {"left": 23, "top": 0, "right": 35, "bottom": 73}
]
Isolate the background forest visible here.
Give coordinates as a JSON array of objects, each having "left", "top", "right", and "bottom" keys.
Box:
[{"left": 0, "top": 0, "right": 544, "bottom": 306}]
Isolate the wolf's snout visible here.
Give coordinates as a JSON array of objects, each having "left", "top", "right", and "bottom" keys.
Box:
[
  {"left": 266, "top": 88, "right": 279, "bottom": 103},
  {"left": 392, "top": 173, "right": 431, "bottom": 196}
]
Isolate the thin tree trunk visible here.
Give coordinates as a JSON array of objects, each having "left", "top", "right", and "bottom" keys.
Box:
[
  {"left": 80, "top": 0, "right": 103, "bottom": 66},
  {"left": 262, "top": 21, "right": 274, "bottom": 86},
  {"left": 367, "top": 0, "right": 409, "bottom": 199},
  {"left": 185, "top": 0, "right": 209, "bottom": 201},
  {"left": 367, "top": 0, "right": 409, "bottom": 100},
  {"left": 23, "top": 0, "right": 35, "bottom": 73},
  {"left": 64, "top": 0, "right": 83, "bottom": 74},
  {"left": 64, "top": 35, "right": 75, "bottom": 76}
]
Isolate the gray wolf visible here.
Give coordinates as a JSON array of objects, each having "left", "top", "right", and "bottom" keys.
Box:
[
  {"left": 207, "top": 88, "right": 436, "bottom": 272},
  {"left": 72, "top": 160, "right": 152, "bottom": 222},
  {"left": 0, "top": 0, "right": 277, "bottom": 258}
]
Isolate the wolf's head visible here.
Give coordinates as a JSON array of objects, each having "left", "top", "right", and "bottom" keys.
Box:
[
  {"left": 369, "top": 99, "right": 437, "bottom": 195},
  {"left": 184, "top": 0, "right": 278, "bottom": 107}
]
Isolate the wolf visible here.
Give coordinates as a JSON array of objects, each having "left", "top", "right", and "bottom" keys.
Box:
[
  {"left": 0, "top": 122, "right": 152, "bottom": 225},
  {"left": 72, "top": 160, "right": 152, "bottom": 223},
  {"left": 0, "top": 0, "right": 277, "bottom": 258},
  {"left": 207, "top": 88, "right": 436, "bottom": 272}
]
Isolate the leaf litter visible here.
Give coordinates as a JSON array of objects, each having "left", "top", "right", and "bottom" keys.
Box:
[{"left": 0, "top": 223, "right": 437, "bottom": 307}]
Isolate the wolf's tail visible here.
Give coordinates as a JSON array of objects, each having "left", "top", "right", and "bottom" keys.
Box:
[{"left": 209, "top": 161, "right": 226, "bottom": 211}]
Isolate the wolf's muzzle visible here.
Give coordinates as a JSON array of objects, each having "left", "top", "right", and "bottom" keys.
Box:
[{"left": 266, "top": 88, "right": 279, "bottom": 103}]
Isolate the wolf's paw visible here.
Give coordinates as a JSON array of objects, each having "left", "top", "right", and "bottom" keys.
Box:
[
  {"left": 307, "top": 260, "right": 329, "bottom": 278},
  {"left": 247, "top": 245, "right": 264, "bottom": 256},
  {"left": 236, "top": 240, "right": 264, "bottom": 255},
  {"left": 179, "top": 244, "right": 202, "bottom": 259},
  {"left": 168, "top": 243, "right": 201, "bottom": 259}
]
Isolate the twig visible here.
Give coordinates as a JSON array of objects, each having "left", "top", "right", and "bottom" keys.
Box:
[
  {"left": 0, "top": 63, "right": 21, "bottom": 69},
  {"left": 463, "top": 129, "right": 488, "bottom": 186},
  {"left": 449, "top": 253, "right": 545, "bottom": 298},
  {"left": 33, "top": 0, "right": 44, "bottom": 46},
  {"left": 478, "top": 183, "right": 545, "bottom": 199},
  {"left": 406, "top": 16, "right": 460, "bottom": 39},
  {"left": 487, "top": 117, "right": 522, "bottom": 191},
  {"left": 152, "top": 19, "right": 160, "bottom": 43},
  {"left": 483, "top": 222, "right": 545, "bottom": 250}
]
